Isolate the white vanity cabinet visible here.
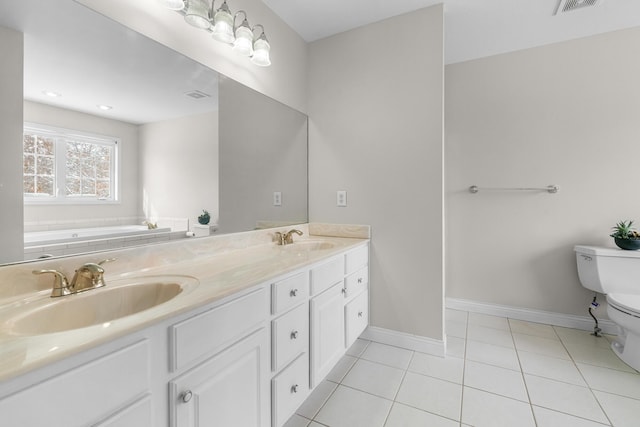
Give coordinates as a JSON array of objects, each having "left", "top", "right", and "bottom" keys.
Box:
[
  {"left": 270, "top": 272, "right": 310, "bottom": 427},
  {"left": 0, "top": 239, "right": 369, "bottom": 427},
  {"left": 169, "top": 328, "right": 270, "bottom": 427},
  {"left": 0, "top": 340, "right": 151, "bottom": 427},
  {"left": 168, "top": 287, "right": 271, "bottom": 427},
  {"left": 343, "top": 245, "right": 370, "bottom": 348}
]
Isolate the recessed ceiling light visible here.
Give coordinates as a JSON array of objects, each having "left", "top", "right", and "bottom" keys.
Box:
[
  {"left": 97, "top": 105, "right": 113, "bottom": 111},
  {"left": 43, "top": 90, "right": 61, "bottom": 98}
]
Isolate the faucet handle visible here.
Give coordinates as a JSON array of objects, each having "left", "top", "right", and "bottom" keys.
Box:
[
  {"left": 284, "top": 229, "right": 303, "bottom": 244},
  {"left": 32, "top": 269, "right": 71, "bottom": 298},
  {"left": 274, "top": 232, "right": 286, "bottom": 246}
]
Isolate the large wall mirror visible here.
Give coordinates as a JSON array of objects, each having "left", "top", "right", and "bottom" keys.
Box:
[{"left": 0, "top": 0, "right": 308, "bottom": 265}]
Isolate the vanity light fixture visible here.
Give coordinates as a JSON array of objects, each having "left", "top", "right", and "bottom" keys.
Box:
[
  {"left": 159, "top": 0, "right": 271, "bottom": 67},
  {"left": 184, "top": 0, "right": 211, "bottom": 29},
  {"left": 156, "top": 0, "right": 185, "bottom": 11},
  {"left": 211, "top": 0, "right": 234, "bottom": 43},
  {"left": 232, "top": 11, "right": 253, "bottom": 57}
]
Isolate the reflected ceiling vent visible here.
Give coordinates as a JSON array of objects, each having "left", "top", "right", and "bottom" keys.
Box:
[
  {"left": 555, "top": 0, "right": 602, "bottom": 15},
  {"left": 184, "top": 90, "right": 211, "bottom": 99}
]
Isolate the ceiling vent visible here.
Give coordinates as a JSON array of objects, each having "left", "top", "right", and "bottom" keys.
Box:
[
  {"left": 184, "top": 90, "right": 211, "bottom": 100},
  {"left": 555, "top": 0, "right": 602, "bottom": 15}
]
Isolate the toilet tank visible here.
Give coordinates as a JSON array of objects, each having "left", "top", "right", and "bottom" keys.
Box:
[{"left": 574, "top": 245, "right": 640, "bottom": 294}]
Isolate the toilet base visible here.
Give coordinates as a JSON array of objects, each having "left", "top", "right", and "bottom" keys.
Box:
[{"left": 607, "top": 322, "right": 640, "bottom": 372}]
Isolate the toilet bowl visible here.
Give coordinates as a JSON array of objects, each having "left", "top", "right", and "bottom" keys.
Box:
[{"left": 574, "top": 245, "right": 640, "bottom": 372}]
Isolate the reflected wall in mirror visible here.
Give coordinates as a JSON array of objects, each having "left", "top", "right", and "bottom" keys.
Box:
[{"left": 0, "top": 0, "right": 308, "bottom": 265}]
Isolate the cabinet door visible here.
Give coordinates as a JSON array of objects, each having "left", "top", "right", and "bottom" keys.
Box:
[
  {"left": 170, "top": 327, "right": 270, "bottom": 427},
  {"left": 310, "top": 283, "right": 345, "bottom": 387},
  {"left": 345, "top": 290, "right": 369, "bottom": 348}
]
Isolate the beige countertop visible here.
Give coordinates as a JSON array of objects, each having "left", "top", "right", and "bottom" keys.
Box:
[{"left": 0, "top": 226, "right": 369, "bottom": 384}]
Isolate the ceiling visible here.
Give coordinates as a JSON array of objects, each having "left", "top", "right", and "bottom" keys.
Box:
[
  {"left": 0, "top": 0, "right": 218, "bottom": 125},
  {"left": 262, "top": 0, "right": 640, "bottom": 64}
]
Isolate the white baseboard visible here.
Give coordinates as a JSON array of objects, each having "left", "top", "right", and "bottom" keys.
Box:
[
  {"left": 446, "top": 297, "right": 618, "bottom": 335},
  {"left": 361, "top": 326, "right": 445, "bottom": 357}
]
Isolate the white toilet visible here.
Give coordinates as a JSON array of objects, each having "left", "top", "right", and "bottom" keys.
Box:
[{"left": 575, "top": 245, "right": 640, "bottom": 372}]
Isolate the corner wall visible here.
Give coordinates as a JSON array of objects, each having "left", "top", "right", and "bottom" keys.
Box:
[
  {"left": 308, "top": 5, "right": 445, "bottom": 340},
  {"left": 0, "top": 26, "right": 24, "bottom": 263},
  {"left": 445, "top": 27, "right": 640, "bottom": 317}
]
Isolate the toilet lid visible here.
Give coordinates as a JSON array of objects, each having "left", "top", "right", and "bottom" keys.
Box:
[{"left": 608, "top": 293, "right": 640, "bottom": 315}]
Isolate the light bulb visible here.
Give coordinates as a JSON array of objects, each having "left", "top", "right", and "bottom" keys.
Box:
[
  {"left": 184, "top": 0, "right": 211, "bottom": 29},
  {"left": 251, "top": 37, "right": 271, "bottom": 67},
  {"left": 233, "top": 25, "right": 254, "bottom": 56}
]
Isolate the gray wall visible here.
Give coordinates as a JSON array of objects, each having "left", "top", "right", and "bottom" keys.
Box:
[
  {"left": 139, "top": 111, "right": 218, "bottom": 229},
  {"left": 218, "top": 77, "right": 308, "bottom": 234},
  {"left": 0, "top": 26, "right": 24, "bottom": 264},
  {"left": 445, "top": 27, "right": 640, "bottom": 316},
  {"left": 308, "top": 5, "right": 445, "bottom": 339}
]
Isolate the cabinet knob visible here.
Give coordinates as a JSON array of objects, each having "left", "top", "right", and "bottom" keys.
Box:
[
  {"left": 181, "top": 390, "right": 193, "bottom": 403},
  {"left": 358, "top": 311, "right": 363, "bottom": 317},
  {"left": 341, "top": 288, "right": 347, "bottom": 294},
  {"left": 358, "top": 277, "right": 363, "bottom": 284},
  {"left": 290, "top": 289, "right": 298, "bottom": 297},
  {"left": 291, "top": 384, "right": 299, "bottom": 393},
  {"left": 290, "top": 330, "right": 299, "bottom": 339}
]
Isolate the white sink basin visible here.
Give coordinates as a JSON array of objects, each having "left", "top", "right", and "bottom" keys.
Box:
[
  {"left": 1, "top": 275, "right": 199, "bottom": 335},
  {"left": 280, "top": 241, "right": 336, "bottom": 251}
]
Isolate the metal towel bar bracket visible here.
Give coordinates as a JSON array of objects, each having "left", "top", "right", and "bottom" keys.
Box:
[{"left": 468, "top": 185, "right": 559, "bottom": 194}]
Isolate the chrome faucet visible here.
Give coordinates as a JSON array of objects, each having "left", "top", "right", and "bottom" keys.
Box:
[
  {"left": 275, "top": 229, "right": 304, "bottom": 245},
  {"left": 33, "top": 258, "right": 116, "bottom": 297}
]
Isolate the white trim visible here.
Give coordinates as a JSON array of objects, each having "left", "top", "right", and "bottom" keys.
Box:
[
  {"left": 361, "top": 326, "right": 445, "bottom": 357},
  {"left": 446, "top": 297, "right": 618, "bottom": 335}
]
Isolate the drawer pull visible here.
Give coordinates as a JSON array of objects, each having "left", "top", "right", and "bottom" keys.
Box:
[
  {"left": 290, "top": 330, "right": 299, "bottom": 340},
  {"left": 290, "top": 289, "right": 298, "bottom": 297},
  {"left": 341, "top": 288, "right": 347, "bottom": 294},
  {"left": 358, "top": 311, "right": 363, "bottom": 317},
  {"left": 291, "top": 384, "right": 299, "bottom": 393},
  {"left": 181, "top": 390, "right": 193, "bottom": 403},
  {"left": 358, "top": 277, "right": 363, "bottom": 284}
]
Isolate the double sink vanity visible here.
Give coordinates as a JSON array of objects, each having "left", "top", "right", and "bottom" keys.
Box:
[{"left": 0, "top": 223, "right": 370, "bottom": 427}]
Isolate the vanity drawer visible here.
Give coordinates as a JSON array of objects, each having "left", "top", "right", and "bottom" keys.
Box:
[
  {"left": 344, "top": 267, "right": 368, "bottom": 299},
  {"left": 345, "top": 244, "right": 369, "bottom": 275},
  {"left": 170, "top": 287, "right": 268, "bottom": 372},
  {"left": 345, "top": 290, "right": 369, "bottom": 348},
  {"left": 272, "top": 302, "right": 309, "bottom": 372},
  {"left": 310, "top": 256, "right": 344, "bottom": 295},
  {"left": 272, "top": 272, "right": 309, "bottom": 314},
  {"left": 272, "top": 354, "right": 309, "bottom": 427},
  {"left": 0, "top": 340, "right": 149, "bottom": 427}
]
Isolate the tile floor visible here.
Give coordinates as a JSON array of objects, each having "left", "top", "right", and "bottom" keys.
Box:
[{"left": 284, "top": 309, "right": 640, "bottom": 427}]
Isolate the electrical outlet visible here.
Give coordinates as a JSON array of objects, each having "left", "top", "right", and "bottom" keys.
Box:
[
  {"left": 337, "top": 190, "right": 347, "bottom": 207},
  {"left": 273, "top": 191, "right": 282, "bottom": 206}
]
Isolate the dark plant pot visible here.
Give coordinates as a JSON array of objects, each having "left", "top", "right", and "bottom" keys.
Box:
[
  {"left": 614, "top": 237, "right": 640, "bottom": 250},
  {"left": 198, "top": 216, "right": 210, "bottom": 225}
]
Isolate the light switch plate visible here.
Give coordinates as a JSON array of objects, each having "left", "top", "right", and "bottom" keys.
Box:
[
  {"left": 273, "top": 191, "right": 282, "bottom": 206},
  {"left": 337, "top": 190, "right": 347, "bottom": 207}
]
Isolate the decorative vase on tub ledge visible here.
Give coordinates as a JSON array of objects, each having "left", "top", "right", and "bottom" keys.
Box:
[{"left": 611, "top": 220, "right": 640, "bottom": 250}]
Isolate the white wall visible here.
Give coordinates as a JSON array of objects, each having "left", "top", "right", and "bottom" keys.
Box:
[
  {"left": 23, "top": 101, "right": 139, "bottom": 227},
  {"left": 218, "top": 77, "right": 307, "bottom": 233},
  {"left": 139, "top": 111, "right": 218, "bottom": 229},
  {"left": 76, "top": 0, "right": 308, "bottom": 114},
  {"left": 0, "top": 26, "right": 24, "bottom": 264},
  {"left": 446, "top": 27, "right": 640, "bottom": 316},
  {"left": 308, "top": 6, "right": 445, "bottom": 339}
]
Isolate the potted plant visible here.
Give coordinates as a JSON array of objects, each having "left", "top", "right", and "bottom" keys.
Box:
[
  {"left": 611, "top": 220, "right": 640, "bottom": 250},
  {"left": 198, "top": 209, "right": 211, "bottom": 225}
]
